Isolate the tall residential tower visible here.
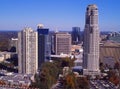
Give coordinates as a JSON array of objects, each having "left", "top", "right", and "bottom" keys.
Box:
[
  {"left": 83, "top": 4, "right": 100, "bottom": 75},
  {"left": 18, "top": 28, "right": 38, "bottom": 74}
]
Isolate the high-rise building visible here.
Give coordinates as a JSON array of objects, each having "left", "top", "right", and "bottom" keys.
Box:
[
  {"left": 83, "top": 4, "right": 100, "bottom": 75},
  {"left": 37, "top": 24, "right": 51, "bottom": 69},
  {"left": 18, "top": 28, "right": 38, "bottom": 74},
  {"left": 72, "top": 27, "right": 81, "bottom": 44},
  {"left": 54, "top": 32, "right": 71, "bottom": 55}
]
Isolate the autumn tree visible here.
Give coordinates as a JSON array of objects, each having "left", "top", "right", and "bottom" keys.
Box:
[
  {"left": 62, "top": 72, "right": 90, "bottom": 89},
  {"left": 109, "top": 70, "right": 119, "bottom": 86},
  {"left": 63, "top": 72, "right": 77, "bottom": 89}
]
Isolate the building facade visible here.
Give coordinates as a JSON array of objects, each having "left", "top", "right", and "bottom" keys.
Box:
[
  {"left": 18, "top": 28, "right": 38, "bottom": 74},
  {"left": 83, "top": 4, "right": 100, "bottom": 75},
  {"left": 37, "top": 24, "right": 51, "bottom": 69},
  {"left": 54, "top": 32, "right": 71, "bottom": 55},
  {"left": 72, "top": 27, "right": 81, "bottom": 44},
  {"left": 100, "top": 42, "right": 120, "bottom": 66}
]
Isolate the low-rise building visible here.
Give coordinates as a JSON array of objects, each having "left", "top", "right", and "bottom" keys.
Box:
[
  {"left": 0, "top": 54, "right": 4, "bottom": 62},
  {"left": 0, "top": 73, "right": 33, "bottom": 88},
  {"left": 0, "top": 52, "right": 17, "bottom": 61}
]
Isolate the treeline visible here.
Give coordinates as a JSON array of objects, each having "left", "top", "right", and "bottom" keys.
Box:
[
  {"left": 0, "top": 31, "right": 18, "bottom": 51},
  {"left": 30, "top": 57, "right": 89, "bottom": 89}
]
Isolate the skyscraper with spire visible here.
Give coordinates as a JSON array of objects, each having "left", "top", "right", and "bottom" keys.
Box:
[{"left": 83, "top": 4, "right": 100, "bottom": 75}]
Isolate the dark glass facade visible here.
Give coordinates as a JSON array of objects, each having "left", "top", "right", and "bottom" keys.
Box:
[
  {"left": 72, "top": 27, "right": 81, "bottom": 44},
  {"left": 37, "top": 28, "right": 51, "bottom": 69}
]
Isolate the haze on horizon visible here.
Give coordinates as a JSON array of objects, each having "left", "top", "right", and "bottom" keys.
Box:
[{"left": 0, "top": 0, "right": 120, "bottom": 31}]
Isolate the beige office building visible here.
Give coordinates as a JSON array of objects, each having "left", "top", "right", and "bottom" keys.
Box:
[{"left": 54, "top": 32, "right": 71, "bottom": 55}]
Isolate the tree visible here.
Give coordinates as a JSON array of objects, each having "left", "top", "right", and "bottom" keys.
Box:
[
  {"left": 114, "top": 62, "right": 119, "bottom": 70},
  {"left": 76, "top": 77, "right": 90, "bottom": 89},
  {"left": 64, "top": 72, "right": 77, "bottom": 89},
  {"left": 9, "top": 46, "right": 16, "bottom": 52},
  {"left": 33, "top": 62, "right": 60, "bottom": 89},
  {"left": 61, "top": 57, "right": 74, "bottom": 67},
  {"left": 63, "top": 72, "right": 90, "bottom": 89},
  {"left": 100, "top": 62, "right": 105, "bottom": 72},
  {"left": 109, "top": 75, "right": 119, "bottom": 86},
  {"left": 41, "top": 62, "right": 59, "bottom": 79}
]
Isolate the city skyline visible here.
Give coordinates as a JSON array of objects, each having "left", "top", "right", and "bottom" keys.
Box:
[{"left": 0, "top": 0, "right": 120, "bottom": 31}]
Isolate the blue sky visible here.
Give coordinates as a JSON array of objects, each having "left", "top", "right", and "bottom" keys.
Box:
[{"left": 0, "top": 0, "right": 120, "bottom": 31}]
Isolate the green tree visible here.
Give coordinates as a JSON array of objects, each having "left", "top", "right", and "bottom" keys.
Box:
[
  {"left": 32, "top": 57, "right": 75, "bottom": 89},
  {"left": 61, "top": 57, "right": 74, "bottom": 67},
  {"left": 33, "top": 62, "right": 60, "bottom": 89},
  {"left": 41, "top": 62, "right": 59, "bottom": 79}
]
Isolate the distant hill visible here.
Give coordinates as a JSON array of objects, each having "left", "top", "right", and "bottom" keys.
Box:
[{"left": 0, "top": 31, "right": 18, "bottom": 51}]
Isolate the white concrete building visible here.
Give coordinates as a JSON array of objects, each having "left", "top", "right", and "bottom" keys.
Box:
[
  {"left": 0, "top": 54, "right": 4, "bottom": 62},
  {"left": 18, "top": 28, "right": 38, "bottom": 74}
]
